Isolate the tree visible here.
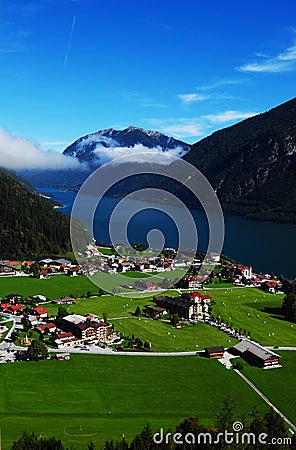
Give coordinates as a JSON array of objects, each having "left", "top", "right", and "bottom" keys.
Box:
[
  {"left": 27, "top": 340, "right": 48, "bottom": 361},
  {"left": 232, "top": 361, "right": 244, "bottom": 371},
  {"left": 171, "top": 313, "right": 179, "bottom": 327},
  {"left": 134, "top": 306, "right": 141, "bottom": 316},
  {"left": 21, "top": 316, "right": 32, "bottom": 332},
  {"left": 57, "top": 306, "right": 68, "bottom": 319},
  {"left": 10, "top": 331, "right": 18, "bottom": 342},
  {"left": 215, "top": 396, "right": 239, "bottom": 432},
  {"left": 282, "top": 293, "right": 296, "bottom": 322},
  {"left": 247, "top": 406, "right": 266, "bottom": 449},
  {"left": 264, "top": 409, "right": 288, "bottom": 441},
  {"left": 129, "top": 423, "right": 154, "bottom": 450},
  {"left": 12, "top": 431, "right": 65, "bottom": 449},
  {"left": 103, "top": 312, "right": 108, "bottom": 324}
]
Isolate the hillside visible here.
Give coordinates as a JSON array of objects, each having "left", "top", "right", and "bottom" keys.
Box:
[
  {"left": 0, "top": 169, "right": 73, "bottom": 259},
  {"left": 185, "top": 97, "right": 296, "bottom": 223}
]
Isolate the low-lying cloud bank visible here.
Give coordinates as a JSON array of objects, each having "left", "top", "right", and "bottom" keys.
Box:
[
  {"left": 0, "top": 128, "right": 84, "bottom": 171},
  {"left": 92, "top": 143, "right": 189, "bottom": 165}
]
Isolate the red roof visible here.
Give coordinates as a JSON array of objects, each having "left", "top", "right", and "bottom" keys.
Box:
[
  {"left": 36, "top": 323, "right": 56, "bottom": 332},
  {"left": 57, "top": 332, "right": 74, "bottom": 339},
  {"left": 187, "top": 292, "right": 211, "bottom": 300},
  {"left": 33, "top": 306, "right": 48, "bottom": 315},
  {"left": 10, "top": 304, "right": 24, "bottom": 311},
  {"left": 0, "top": 303, "right": 11, "bottom": 310}
]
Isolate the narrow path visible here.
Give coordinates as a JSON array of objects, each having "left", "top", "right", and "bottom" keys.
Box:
[
  {"left": 234, "top": 369, "right": 296, "bottom": 432},
  {"left": 265, "top": 347, "right": 296, "bottom": 351}
]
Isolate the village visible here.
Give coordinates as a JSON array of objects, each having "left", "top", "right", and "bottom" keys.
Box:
[{"left": 0, "top": 245, "right": 288, "bottom": 372}]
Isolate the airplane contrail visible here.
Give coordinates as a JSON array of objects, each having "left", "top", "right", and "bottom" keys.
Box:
[{"left": 64, "top": 16, "right": 76, "bottom": 67}]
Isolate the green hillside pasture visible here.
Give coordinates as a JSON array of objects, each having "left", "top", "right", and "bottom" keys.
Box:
[
  {"left": 44, "top": 294, "right": 155, "bottom": 319},
  {"left": 242, "top": 351, "right": 296, "bottom": 424},
  {"left": 208, "top": 288, "right": 296, "bottom": 347},
  {"left": 43, "top": 289, "right": 180, "bottom": 318},
  {"left": 110, "top": 318, "right": 237, "bottom": 352},
  {"left": 0, "top": 275, "right": 95, "bottom": 300},
  {"left": 0, "top": 354, "right": 269, "bottom": 449}
]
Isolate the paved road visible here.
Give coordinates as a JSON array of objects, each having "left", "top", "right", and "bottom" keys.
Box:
[
  {"left": 266, "top": 346, "right": 296, "bottom": 351},
  {"left": 234, "top": 369, "right": 296, "bottom": 433}
]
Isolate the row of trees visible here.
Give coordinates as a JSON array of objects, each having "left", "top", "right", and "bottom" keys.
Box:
[{"left": 11, "top": 397, "right": 293, "bottom": 449}]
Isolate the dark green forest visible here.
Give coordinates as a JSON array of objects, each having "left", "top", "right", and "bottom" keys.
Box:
[
  {"left": 0, "top": 169, "right": 72, "bottom": 259},
  {"left": 185, "top": 97, "right": 296, "bottom": 224}
]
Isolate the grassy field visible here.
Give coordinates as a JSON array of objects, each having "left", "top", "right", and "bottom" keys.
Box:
[
  {"left": 242, "top": 351, "right": 296, "bottom": 423},
  {"left": 110, "top": 318, "right": 237, "bottom": 352},
  {"left": 207, "top": 288, "right": 296, "bottom": 346},
  {"left": 0, "top": 354, "right": 270, "bottom": 449},
  {"left": 0, "top": 275, "right": 96, "bottom": 300},
  {"left": 1, "top": 275, "right": 295, "bottom": 348}
]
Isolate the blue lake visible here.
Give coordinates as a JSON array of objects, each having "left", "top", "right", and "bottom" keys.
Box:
[{"left": 39, "top": 188, "right": 296, "bottom": 277}]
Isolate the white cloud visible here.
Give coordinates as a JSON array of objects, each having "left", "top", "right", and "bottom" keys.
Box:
[
  {"left": 238, "top": 41, "right": 296, "bottom": 73},
  {"left": 145, "top": 109, "right": 258, "bottom": 142},
  {"left": 40, "top": 141, "right": 72, "bottom": 152},
  {"left": 203, "top": 110, "right": 257, "bottom": 123},
  {"left": 0, "top": 128, "right": 84, "bottom": 170},
  {"left": 96, "top": 143, "right": 188, "bottom": 165},
  {"left": 178, "top": 93, "right": 208, "bottom": 104},
  {"left": 146, "top": 118, "right": 206, "bottom": 140},
  {"left": 196, "top": 79, "right": 246, "bottom": 91}
]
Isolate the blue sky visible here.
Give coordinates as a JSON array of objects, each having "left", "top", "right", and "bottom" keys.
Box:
[{"left": 1, "top": 0, "right": 296, "bottom": 158}]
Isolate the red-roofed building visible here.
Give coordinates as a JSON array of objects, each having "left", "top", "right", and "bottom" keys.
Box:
[
  {"left": 262, "top": 280, "right": 280, "bottom": 294},
  {"left": 183, "top": 292, "right": 212, "bottom": 304},
  {"left": 55, "top": 332, "right": 83, "bottom": 348},
  {"left": 0, "top": 303, "right": 23, "bottom": 314},
  {"left": 35, "top": 323, "right": 56, "bottom": 334},
  {"left": 31, "top": 306, "right": 48, "bottom": 319},
  {"left": 176, "top": 276, "right": 202, "bottom": 289},
  {"left": 8, "top": 304, "right": 24, "bottom": 314}
]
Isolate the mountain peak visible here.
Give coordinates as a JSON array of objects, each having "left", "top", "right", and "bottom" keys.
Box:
[{"left": 63, "top": 126, "right": 191, "bottom": 167}]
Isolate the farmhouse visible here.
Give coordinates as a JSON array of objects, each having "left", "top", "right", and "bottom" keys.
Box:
[
  {"left": 35, "top": 323, "right": 56, "bottom": 334},
  {"left": 5, "top": 293, "right": 23, "bottom": 304},
  {"left": 52, "top": 296, "right": 75, "bottom": 305},
  {"left": 0, "top": 303, "right": 23, "bottom": 314},
  {"left": 145, "top": 305, "right": 167, "bottom": 318},
  {"left": 204, "top": 347, "right": 225, "bottom": 359},
  {"left": 232, "top": 340, "right": 282, "bottom": 369},
  {"left": 134, "top": 279, "right": 158, "bottom": 291},
  {"left": 31, "top": 306, "right": 48, "bottom": 319}
]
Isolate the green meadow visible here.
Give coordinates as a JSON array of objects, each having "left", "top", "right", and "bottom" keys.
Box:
[
  {"left": 110, "top": 318, "right": 237, "bottom": 352},
  {"left": 206, "top": 288, "right": 296, "bottom": 346},
  {"left": 0, "top": 275, "right": 95, "bottom": 300},
  {"left": 0, "top": 354, "right": 269, "bottom": 450},
  {"left": 1, "top": 276, "right": 295, "bottom": 347},
  {"left": 242, "top": 351, "right": 296, "bottom": 423}
]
